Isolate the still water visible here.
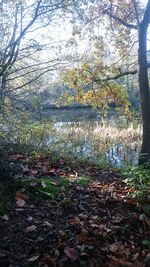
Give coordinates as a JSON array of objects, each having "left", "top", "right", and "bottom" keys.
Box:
[{"left": 44, "top": 108, "right": 142, "bottom": 166}]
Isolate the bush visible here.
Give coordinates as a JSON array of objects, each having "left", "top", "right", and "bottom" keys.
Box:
[{"left": 124, "top": 166, "right": 150, "bottom": 201}]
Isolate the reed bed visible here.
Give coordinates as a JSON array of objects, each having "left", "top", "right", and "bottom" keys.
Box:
[{"left": 52, "top": 121, "right": 142, "bottom": 166}]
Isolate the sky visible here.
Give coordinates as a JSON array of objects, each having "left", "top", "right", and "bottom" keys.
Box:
[{"left": 23, "top": 0, "right": 150, "bottom": 64}]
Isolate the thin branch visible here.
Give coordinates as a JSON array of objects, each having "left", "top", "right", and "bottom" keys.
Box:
[
  {"left": 11, "top": 68, "right": 54, "bottom": 91},
  {"left": 5, "top": 0, "right": 43, "bottom": 50},
  {"left": 8, "top": 62, "right": 62, "bottom": 81},
  {"left": 103, "top": 9, "right": 138, "bottom": 30},
  {"left": 132, "top": 0, "right": 140, "bottom": 25}
]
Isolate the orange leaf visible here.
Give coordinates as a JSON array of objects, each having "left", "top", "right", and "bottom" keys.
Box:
[
  {"left": 76, "top": 233, "right": 88, "bottom": 243},
  {"left": 15, "top": 191, "right": 29, "bottom": 201}
]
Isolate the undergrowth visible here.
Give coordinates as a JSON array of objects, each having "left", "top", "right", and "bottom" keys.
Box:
[
  {"left": 0, "top": 176, "right": 90, "bottom": 215},
  {"left": 123, "top": 166, "right": 150, "bottom": 202}
]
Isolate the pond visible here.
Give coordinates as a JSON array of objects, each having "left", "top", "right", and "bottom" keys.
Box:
[{"left": 43, "top": 107, "right": 142, "bottom": 167}]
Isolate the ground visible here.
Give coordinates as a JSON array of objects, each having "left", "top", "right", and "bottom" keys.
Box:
[{"left": 0, "top": 155, "right": 150, "bottom": 267}]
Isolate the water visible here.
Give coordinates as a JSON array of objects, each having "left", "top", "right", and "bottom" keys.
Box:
[{"left": 44, "top": 108, "right": 142, "bottom": 166}]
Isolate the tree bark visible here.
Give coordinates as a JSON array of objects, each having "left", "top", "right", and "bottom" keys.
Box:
[{"left": 138, "top": 15, "right": 150, "bottom": 165}]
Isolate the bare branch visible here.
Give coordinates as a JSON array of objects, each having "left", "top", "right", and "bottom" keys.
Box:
[
  {"left": 132, "top": 0, "right": 140, "bottom": 25},
  {"left": 93, "top": 61, "right": 150, "bottom": 85},
  {"left": 94, "top": 69, "right": 138, "bottom": 84},
  {"left": 103, "top": 9, "right": 138, "bottom": 30}
]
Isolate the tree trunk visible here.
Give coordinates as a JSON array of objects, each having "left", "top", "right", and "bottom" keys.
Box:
[{"left": 138, "top": 22, "right": 150, "bottom": 165}]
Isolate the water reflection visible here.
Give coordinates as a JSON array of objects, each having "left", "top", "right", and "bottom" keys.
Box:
[{"left": 51, "top": 117, "right": 142, "bottom": 166}]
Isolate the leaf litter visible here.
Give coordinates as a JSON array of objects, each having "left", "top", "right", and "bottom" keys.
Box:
[{"left": 0, "top": 154, "right": 150, "bottom": 267}]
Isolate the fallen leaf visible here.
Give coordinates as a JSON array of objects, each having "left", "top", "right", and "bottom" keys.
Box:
[
  {"left": 2, "top": 214, "right": 9, "bottom": 221},
  {"left": 107, "top": 256, "right": 132, "bottom": 267},
  {"left": 112, "top": 215, "right": 124, "bottom": 224},
  {"left": 34, "top": 155, "right": 42, "bottom": 160},
  {"left": 30, "top": 169, "right": 38, "bottom": 175},
  {"left": 49, "top": 181, "right": 57, "bottom": 186},
  {"left": 41, "top": 181, "right": 46, "bottom": 188},
  {"left": 26, "top": 225, "right": 37, "bottom": 232},
  {"left": 54, "top": 249, "right": 60, "bottom": 257},
  {"left": 15, "top": 191, "right": 29, "bottom": 200},
  {"left": 22, "top": 165, "right": 29, "bottom": 173},
  {"left": 43, "top": 160, "right": 50, "bottom": 166},
  {"left": 132, "top": 261, "right": 144, "bottom": 267},
  {"left": 43, "top": 221, "right": 53, "bottom": 228},
  {"left": 30, "top": 181, "right": 38, "bottom": 187},
  {"left": 27, "top": 216, "right": 33, "bottom": 221},
  {"left": 42, "top": 166, "right": 47, "bottom": 173},
  {"left": 42, "top": 255, "right": 56, "bottom": 267},
  {"left": 79, "top": 213, "right": 88, "bottom": 220},
  {"left": 64, "top": 247, "right": 79, "bottom": 262},
  {"left": 28, "top": 255, "right": 39, "bottom": 262},
  {"left": 59, "top": 230, "right": 66, "bottom": 236},
  {"left": 76, "top": 233, "right": 88, "bottom": 243},
  {"left": 16, "top": 199, "right": 26, "bottom": 207},
  {"left": 108, "top": 242, "right": 120, "bottom": 253},
  {"left": 69, "top": 217, "right": 80, "bottom": 225}
]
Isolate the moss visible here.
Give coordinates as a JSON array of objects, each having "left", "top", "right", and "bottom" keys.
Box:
[{"left": 0, "top": 175, "right": 91, "bottom": 215}]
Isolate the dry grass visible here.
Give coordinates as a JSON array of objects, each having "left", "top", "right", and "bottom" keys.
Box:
[{"left": 52, "top": 121, "right": 142, "bottom": 165}]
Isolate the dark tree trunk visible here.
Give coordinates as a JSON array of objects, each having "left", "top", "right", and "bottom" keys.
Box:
[{"left": 138, "top": 1, "right": 150, "bottom": 165}]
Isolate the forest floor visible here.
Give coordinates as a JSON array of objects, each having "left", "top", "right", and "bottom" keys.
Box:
[{"left": 0, "top": 154, "right": 150, "bottom": 267}]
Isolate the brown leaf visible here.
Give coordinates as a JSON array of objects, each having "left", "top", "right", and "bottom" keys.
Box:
[
  {"left": 69, "top": 217, "right": 80, "bottom": 225},
  {"left": 43, "top": 160, "right": 50, "bottom": 166},
  {"left": 76, "top": 233, "right": 88, "bottom": 243},
  {"left": 79, "top": 213, "right": 88, "bottom": 220},
  {"left": 34, "top": 155, "right": 42, "bottom": 160},
  {"left": 42, "top": 255, "right": 56, "bottom": 267},
  {"left": 15, "top": 191, "right": 29, "bottom": 201},
  {"left": 64, "top": 247, "right": 79, "bottom": 262},
  {"left": 132, "top": 261, "right": 144, "bottom": 267},
  {"left": 107, "top": 256, "right": 132, "bottom": 267}
]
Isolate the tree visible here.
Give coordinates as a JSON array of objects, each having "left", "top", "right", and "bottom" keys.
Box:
[
  {"left": 62, "top": 0, "right": 150, "bottom": 165},
  {"left": 0, "top": 0, "right": 74, "bottom": 116},
  {"left": 102, "top": 0, "right": 150, "bottom": 165}
]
